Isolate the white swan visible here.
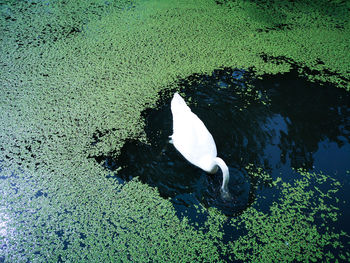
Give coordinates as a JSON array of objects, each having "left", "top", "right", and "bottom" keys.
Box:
[{"left": 170, "top": 92, "right": 230, "bottom": 197}]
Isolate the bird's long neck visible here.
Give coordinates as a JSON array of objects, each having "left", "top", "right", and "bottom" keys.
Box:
[{"left": 215, "top": 157, "right": 229, "bottom": 193}]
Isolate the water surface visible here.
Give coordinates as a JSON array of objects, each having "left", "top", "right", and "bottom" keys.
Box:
[{"left": 98, "top": 68, "right": 350, "bottom": 217}]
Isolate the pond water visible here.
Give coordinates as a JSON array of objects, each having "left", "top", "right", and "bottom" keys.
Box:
[{"left": 96, "top": 68, "right": 350, "bottom": 219}]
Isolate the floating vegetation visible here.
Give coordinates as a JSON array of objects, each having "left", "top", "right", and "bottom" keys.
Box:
[
  {"left": 227, "top": 169, "right": 349, "bottom": 262},
  {"left": 0, "top": 0, "right": 349, "bottom": 262}
]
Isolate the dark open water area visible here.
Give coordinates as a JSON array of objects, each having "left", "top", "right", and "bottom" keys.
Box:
[{"left": 94, "top": 68, "right": 350, "bottom": 235}]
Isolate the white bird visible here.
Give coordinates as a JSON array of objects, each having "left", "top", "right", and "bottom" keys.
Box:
[{"left": 170, "top": 92, "right": 230, "bottom": 197}]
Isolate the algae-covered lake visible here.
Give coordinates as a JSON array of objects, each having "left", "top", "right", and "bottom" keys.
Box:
[{"left": 1, "top": 0, "right": 349, "bottom": 262}]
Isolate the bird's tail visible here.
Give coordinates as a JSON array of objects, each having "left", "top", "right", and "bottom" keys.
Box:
[{"left": 171, "top": 92, "right": 191, "bottom": 114}]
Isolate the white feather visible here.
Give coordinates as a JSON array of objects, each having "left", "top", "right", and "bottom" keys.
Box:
[{"left": 170, "top": 92, "right": 230, "bottom": 196}]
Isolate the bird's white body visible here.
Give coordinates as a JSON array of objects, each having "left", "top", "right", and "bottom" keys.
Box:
[{"left": 170, "top": 92, "right": 230, "bottom": 195}]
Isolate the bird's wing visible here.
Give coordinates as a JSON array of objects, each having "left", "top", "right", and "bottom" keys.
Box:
[{"left": 172, "top": 110, "right": 217, "bottom": 166}]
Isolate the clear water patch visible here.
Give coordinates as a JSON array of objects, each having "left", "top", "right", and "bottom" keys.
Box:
[{"left": 92, "top": 68, "right": 350, "bottom": 217}]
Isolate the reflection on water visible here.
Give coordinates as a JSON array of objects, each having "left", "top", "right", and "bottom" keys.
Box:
[
  {"left": 95, "top": 68, "right": 350, "bottom": 216},
  {"left": 0, "top": 207, "right": 13, "bottom": 258}
]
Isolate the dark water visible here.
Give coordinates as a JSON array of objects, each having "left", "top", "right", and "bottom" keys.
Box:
[{"left": 96, "top": 68, "right": 350, "bottom": 219}]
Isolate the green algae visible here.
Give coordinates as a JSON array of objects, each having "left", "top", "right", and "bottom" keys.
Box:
[
  {"left": 1, "top": 168, "right": 222, "bottom": 262},
  {"left": 1, "top": 0, "right": 349, "bottom": 262},
  {"left": 227, "top": 169, "right": 349, "bottom": 262}
]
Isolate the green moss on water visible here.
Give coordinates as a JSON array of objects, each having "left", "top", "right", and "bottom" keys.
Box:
[
  {"left": 1, "top": 168, "right": 222, "bottom": 262},
  {"left": 1, "top": 0, "right": 349, "bottom": 262},
  {"left": 227, "top": 169, "right": 349, "bottom": 262}
]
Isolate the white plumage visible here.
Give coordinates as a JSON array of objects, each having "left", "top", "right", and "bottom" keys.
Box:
[{"left": 170, "top": 92, "right": 230, "bottom": 196}]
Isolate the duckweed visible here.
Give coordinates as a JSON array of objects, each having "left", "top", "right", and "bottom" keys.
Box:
[
  {"left": 1, "top": 0, "right": 349, "bottom": 261},
  {"left": 227, "top": 169, "right": 349, "bottom": 262}
]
